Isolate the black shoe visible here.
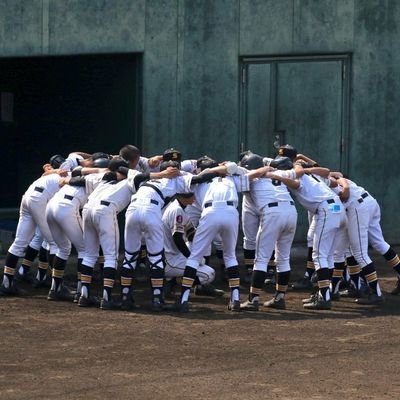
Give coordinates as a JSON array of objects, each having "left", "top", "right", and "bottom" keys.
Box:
[
  {"left": 228, "top": 300, "right": 241, "bottom": 312},
  {"left": 194, "top": 284, "right": 225, "bottom": 297},
  {"left": 302, "top": 292, "right": 318, "bottom": 304},
  {"left": 303, "top": 294, "right": 331, "bottom": 310},
  {"left": 264, "top": 297, "right": 286, "bottom": 310},
  {"left": 100, "top": 298, "right": 121, "bottom": 310},
  {"left": 47, "top": 285, "right": 75, "bottom": 302},
  {"left": 340, "top": 286, "right": 368, "bottom": 299},
  {"left": 240, "top": 299, "right": 259, "bottom": 311},
  {"left": 73, "top": 292, "right": 81, "bottom": 303},
  {"left": 78, "top": 295, "right": 101, "bottom": 308},
  {"left": 121, "top": 297, "right": 135, "bottom": 311},
  {"left": 0, "top": 283, "right": 27, "bottom": 296},
  {"left": 355, "top": 293, "right": 384, "bottom": 305},
  {"left": 330, "top": 291, "right": 340, "bottom": 301},
  {"left": 151, "top": 297, "right": 165, "bottom": 312},
  {"left": 176, "top": 300, "right": 190, "bottom": 313}
]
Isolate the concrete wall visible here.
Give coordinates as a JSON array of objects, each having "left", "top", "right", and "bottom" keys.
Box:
[{"left": 0, "top": 0, "right": 399, "bottom": 241}]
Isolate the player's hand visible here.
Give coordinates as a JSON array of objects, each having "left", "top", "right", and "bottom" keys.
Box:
[
  {"left": 339, "top": 190, "right": 349, "bottom": 202},
  {"left": 57, "top": 169, "right": 69, "bottom": 177},
  {"left": 161, "top": 167, "right": 181, "bottom": 178},
  {"left": 148, "top": 155, "right": 163, "bottom": 168}
]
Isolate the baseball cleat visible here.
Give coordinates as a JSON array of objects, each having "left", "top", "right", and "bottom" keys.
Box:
[
  {"left": 240, "top": 299, "right": 259, "bottom": 311},
  {"left": 77, "top": 295, "right": 101, "bottom": 308},
  {"left": 263, "top": 297, "right": 286, "bottom": 310},
  {"left": 0, "top": 283, "right": 27, "bottom": 297},
  {"left": 100, "top": 298, "right": 122, "bottom": 310},
  {"left": 228, "top": 300, "right": 241, "bottom": 312},
  {"left": 355, "top": 293, "right": 384, "bottom": 305},
  {"left": 47, "top": 285, "right": 75, "bottom": 301},
  {"left": 303, "top": 294, "right": 331, "bottom": 310}
]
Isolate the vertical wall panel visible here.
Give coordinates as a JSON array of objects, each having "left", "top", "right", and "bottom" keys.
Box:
[
  {"left": 179, "top": 0, "right": 239, "bottom": 161},
  {"left": 142, "top": 0, "right": 178, "bottom": 155}
]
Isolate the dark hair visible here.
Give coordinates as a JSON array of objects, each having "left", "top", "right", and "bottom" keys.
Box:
[{"left": 119, "top": 145, "right": 141, "bottom": 162}]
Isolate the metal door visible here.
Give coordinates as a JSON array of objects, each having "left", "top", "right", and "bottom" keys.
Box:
[{"left": 240, "top": 54, "right": 350, "bottom": 241}]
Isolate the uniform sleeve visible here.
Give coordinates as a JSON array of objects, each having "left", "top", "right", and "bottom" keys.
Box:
[
  {"left": 233, "top": 174, "right": 250, "bottom": 192},
  {"left": 171, "top": 207, "right": 187, "bottom": 236}
]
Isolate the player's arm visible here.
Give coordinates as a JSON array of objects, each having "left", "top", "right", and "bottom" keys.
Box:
[
  {"left": 295, "top": 153, "right": 318, "bottom": 166},
  {"left": 172, "top": 232, "right": 191, "bottom": 257},
  {"left": 303, "top": 166, "right": 330, "bottom": 177},
  {"left": 266, "top": 170, "right": 301, "bottom": 189},
  {"left": 333, "top": 175, "right": 350, "bottom": 202}
]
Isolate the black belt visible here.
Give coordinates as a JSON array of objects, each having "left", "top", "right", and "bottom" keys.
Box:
[
  {"left": 268, "top": 201, "right": 295, "bottom": 208},
  {"left": 64, "top": 195, "right": 74, "bottom": 200},
  {"left": 358, "top": 193, "right": 369, "bottom": 203},
  {"left": 34, "top": 187, "right": 44, "bottom": 193},
  {"left": 101, "top": 200, "right": 111, "bottom": 206},
  {"left": 204, "top": 201, "right": 234, "bottom": 208},
  {"left": 326, "top": 199, "right": 335, "bottom": 204},
  {"left": 133, "top": 198, "right": 159, "bottom": 206}
]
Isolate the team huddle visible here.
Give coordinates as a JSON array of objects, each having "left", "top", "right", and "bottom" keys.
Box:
[{"left": 1, "top": 143, "right": 399, "bottom": 312}]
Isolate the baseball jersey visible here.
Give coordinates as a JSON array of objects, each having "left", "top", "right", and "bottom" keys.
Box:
[
  {"left": 86, "top": 169, "right": 140, "bottom": 213},
  {"left": 132, "top": 174, "right": 193, "bottom": 207},
  {"left": 25, "top": 173, "right": 63, "bottom": 201},
  {"left": 290, "top": 173, "right": 339, "bottom": 213},
  {"left": 162, "top": 199, "right": 194, "bottom": 257},
  {"left": 60, "top": 153, "right": 84, "bottom": 172}
]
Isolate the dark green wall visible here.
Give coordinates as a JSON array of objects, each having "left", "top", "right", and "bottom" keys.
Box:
[{"left": 0, "top": 0, "right": 399, "bottom": 242}]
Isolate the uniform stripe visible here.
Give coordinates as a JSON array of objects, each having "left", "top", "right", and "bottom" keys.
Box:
[
  {"left": 348, "top": 265, "right": 361, "bottom": 275},
  {"left": 81, "top": 274, "right": 92, "bottom": 284},
  {"left": 387, "top": 255, "right": 400, "bottom": 268},
  {"left": 121, "top": 277, "right": 132, "bottom": 286},
  {"left": 250, "top": 286, "right": 262, "bottom": 295},
  {"left": 318, "top": 279, "right": 330, "bottom": 289},
  {"left": 38, "top": 261, "right": 48, "bottom": 270},
  {"left": 276, "top": 284, "right": 288, "bottom": 293},
  {"left": 4, "top": 266, "right": 15, "bottom": 275},
  {"left": 21, "top": 259, "right": 34, "bottom": 268},
  {"left": 365, "top": 272, "right": 378, "bottom": 283},
  {"left": 52, "top": 269, "right": 64, "bottom": 278},
  {"left": 332, "top": 270, "right": 343, "bottom": 278},
  {"left": 103, "top": 278, "right": 114, "bottom": 288},
  {"left": 97, "top": 256, "right": 105, "bottom": 264},
  {"left": 244, "top": 258, "right": 254, "bottom": 266},
  {"left": 151, "top": 278, "right": 164, "bottom": 288},
  {"left": 229, "top": 278, "right": 240, "bottom": 288},
  {"left": 182, "top": 277, "right": 195, "bottom": 287}
]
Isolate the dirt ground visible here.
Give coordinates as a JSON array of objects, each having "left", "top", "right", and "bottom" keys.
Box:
[{"left": 0, "top": 245, "right": 400, "bottom": 400}]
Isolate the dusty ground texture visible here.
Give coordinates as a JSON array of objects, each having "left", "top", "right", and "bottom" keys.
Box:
[{"left": 0, "top": 245, "right": 399, "bottom": 400}]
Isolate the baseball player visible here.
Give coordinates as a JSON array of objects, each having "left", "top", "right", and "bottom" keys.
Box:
[
  {"left": 239, "top": 155, "right": 303, "bottom": 311},
  {"left": 239, "top": 151, "right": 278, "bottom": 284},
  {"left": 177, "top": 160, "right": 271, "bottom": 312},
  {"left": 162, "top": 192, "right": 223, "bottom": 297},
  {"left": 0, "top": 165, "right": 66, "bottom": 295},
  {"left": 77, "top": 157, "right": 181, "bottom": 310},
  {"left": 122, "top": 160, "right": 219, "bottom": 311},
  {"left": 271, "top": 157, "right": 347, "bottom": 310},
  {"left": 329, "top": 172, "right": 397, "bottom": 304},
  {"left": 45, "top": 159, "right": 110, "bottom": 301}
]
